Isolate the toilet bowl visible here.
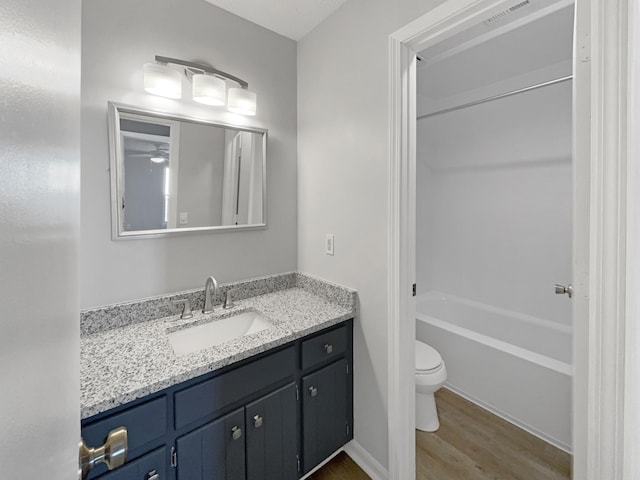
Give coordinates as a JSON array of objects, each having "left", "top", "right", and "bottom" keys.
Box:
[{"left": 415, "top": 340, "right": 447, "bottom": 432}]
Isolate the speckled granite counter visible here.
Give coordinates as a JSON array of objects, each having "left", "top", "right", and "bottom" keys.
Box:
[{"left": 81, "top": 273, "right": 357, "bottom": 419}]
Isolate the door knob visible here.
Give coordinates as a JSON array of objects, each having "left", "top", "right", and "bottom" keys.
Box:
[
  {"left": 79, "top": 427, "right": 128, "bottom": 480},
  {"left": 555, "top": 284, "right": 573, "bottom": 298}
]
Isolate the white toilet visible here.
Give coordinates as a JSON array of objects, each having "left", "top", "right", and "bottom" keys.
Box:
[{"left": 415, "top": 340, "right": 447, "bottom": 432}]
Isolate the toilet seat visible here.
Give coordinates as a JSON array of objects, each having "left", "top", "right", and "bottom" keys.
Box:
[{"left": 415, "top": 340, "right": 443, "bottom": 373}]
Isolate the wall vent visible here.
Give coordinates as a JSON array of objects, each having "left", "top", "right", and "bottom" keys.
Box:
[{"left": 484, "top": 0, "right": 531, "bottom": 24}]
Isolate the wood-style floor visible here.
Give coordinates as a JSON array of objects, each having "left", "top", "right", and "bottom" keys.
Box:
[{"left": 310, "top": 388, "right": 571, "bottom": 480}]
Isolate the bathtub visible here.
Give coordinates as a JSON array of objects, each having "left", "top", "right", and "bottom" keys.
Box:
[{"left": 416, "top": 291, "right": 572, "bottom": 452}]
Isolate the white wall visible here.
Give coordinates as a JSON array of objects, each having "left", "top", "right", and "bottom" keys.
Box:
[
  {"left": 81, "top": 0, "right": 297, "bottom": 308},
  {"left": 0, "top": 0, "right": 80, "bottom": 477},
  {"left": 417, "top": 80, "right": 573, "bottom": 325},
  {"left": 297, "top": 0, "right": 446, "bottom": 469}
]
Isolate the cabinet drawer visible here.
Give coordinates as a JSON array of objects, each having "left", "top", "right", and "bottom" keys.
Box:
[
  {"left": 82, "top": 397, "right": 167, "bottom": 479},
  {"left": 95, "top": 447, "right": 166, "bottom": 480},
  {"left": 301, "top": 325, "right": 347, "bottom": 370},
  {"left": 174, "top": 346, "right": 295, "bottom": 429}
]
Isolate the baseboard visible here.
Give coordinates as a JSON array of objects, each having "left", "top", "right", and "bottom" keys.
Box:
[
  {"left": 299, "top": 448, "right": 343, "bottom": 480},
  {"left": 443, "top": 384, "right": 572, "bottom": 454},
  {"left": 343, "top": 440, "right": 389, "bottom": 480}
]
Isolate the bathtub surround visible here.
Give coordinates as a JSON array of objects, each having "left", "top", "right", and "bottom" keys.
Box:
[
  {"left": 81, "top": 0, "right": 297, "bottom": 309},
  {"left": 415, "top": 7, "right": 573, "bottom": 327}
]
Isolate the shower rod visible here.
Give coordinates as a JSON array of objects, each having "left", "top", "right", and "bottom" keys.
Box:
[{"left": 417, "top": 74, "right": 573, "bottom": 120}]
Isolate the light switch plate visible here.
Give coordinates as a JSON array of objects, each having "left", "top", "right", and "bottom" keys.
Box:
[
  {"left": 325, "top": 234, "right": 334, "bottom": 256},
  {"left": 179, "top": 212, "right": 188, "bottom": 225}
]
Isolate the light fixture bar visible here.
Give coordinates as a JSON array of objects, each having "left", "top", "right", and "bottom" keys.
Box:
[{"left": 155, "top": 55, "right": 249, "bottom": 89}]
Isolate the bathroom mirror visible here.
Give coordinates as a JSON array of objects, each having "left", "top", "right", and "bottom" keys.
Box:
[{"left": 108, "top": 102, "right": 267, "bottom": 239}]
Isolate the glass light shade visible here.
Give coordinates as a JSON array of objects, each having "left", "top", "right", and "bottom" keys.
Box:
[
  {"left": 143, "top": 63, "right": 182, "bottom": 99},
  {"left": 227, "top": 87, "right": 257, "bottom": 116},
  {"left": 150, "top": 155, "right": 166, "bottom": 164},
  {"left": 192, "top": 74, "right": 226, "bottom": 106}
]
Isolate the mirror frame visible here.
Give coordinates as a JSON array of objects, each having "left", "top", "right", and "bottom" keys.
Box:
[{"left": 107, "top": 102, "right": 268, "bottom": 239}]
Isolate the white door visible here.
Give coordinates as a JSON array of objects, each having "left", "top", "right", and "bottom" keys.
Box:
[{"left": 0, "top": 0, "right": 81, "bottom": 478}]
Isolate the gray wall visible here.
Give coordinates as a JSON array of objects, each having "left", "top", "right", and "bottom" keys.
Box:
[
  {"left": 297, "top": 0, "right": 445, "bottom": 469},
  {"left": 175, "top": 122, "right": 225, "bottom": 228},
  {"left": 0, "top": 0, "right": 80, "bottom": 476},
  {"left": 124, "top": 149, "right": 167, "bottom": 230},
  {"left": 81, "top": 0, "right": 297, "bottom": 308}
]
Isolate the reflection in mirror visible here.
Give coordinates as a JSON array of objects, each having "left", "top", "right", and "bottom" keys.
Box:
[{"left": 108, "top": 102, "right": 267, "bottom": 239}]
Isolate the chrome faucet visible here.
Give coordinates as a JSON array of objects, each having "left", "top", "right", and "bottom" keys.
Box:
[{"left": 203, "top": 276, "right": 218, "bottom": 314}]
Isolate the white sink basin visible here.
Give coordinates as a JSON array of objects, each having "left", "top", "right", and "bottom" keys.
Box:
[{"left": 168, "top": 311, "right": 274, "bottom": 356}]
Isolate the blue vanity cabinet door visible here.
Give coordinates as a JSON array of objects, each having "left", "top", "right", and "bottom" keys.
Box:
[
  {"left": 176, "top": 407, "right": 245, "bottom": 480},
  {"left": 301, "top": 359, "right": 349, "bottom": 474},
  {"left": 245, "top": 382, "right": 298, "bottom": 480},
  {"left": 94, "top": 447, "right": 166, "bottom": 479}
]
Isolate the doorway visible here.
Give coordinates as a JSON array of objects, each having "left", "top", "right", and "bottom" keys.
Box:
[
  {"left": 389, "top": 0, "right": 636, "bottom": 479},
  {"left": 415, "top": 0, "right": 574, "bottom": 450},
  {"left": 389, "top": 0, "right": 600, "bottom": 478}
]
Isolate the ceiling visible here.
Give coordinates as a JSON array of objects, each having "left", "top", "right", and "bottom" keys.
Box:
[
  {"left": 417, "top": 2, "right": 574, "bottom": 101},
  {"left": 202, "top": 0, "right": 349, "bottom": 40}
]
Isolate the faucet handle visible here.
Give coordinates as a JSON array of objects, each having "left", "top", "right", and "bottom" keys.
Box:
[
  {"left": 223, "top": 289, "right": 238, "bottom": 309},
  {"left": 172, "top": 299, "right": 193, "bottom": 319}
]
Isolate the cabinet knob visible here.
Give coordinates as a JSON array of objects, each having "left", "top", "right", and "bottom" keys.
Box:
[
  {"left": 146, "top": 470, "right": 160, "bottom": 480},
  {"left": 309, "top": 386, "right": 318, "bottom": 397},
  {"left": 79, "top": 427, "right": 128, "bottom": 480},
  {"left": 253, "top": 414, "right": 263, "bottom": 428},
  {"left": 324, "top": 344, "right": 333, "bottom": 354},
  {"left": 231, "top": 426, "right": 242, "bottom": 440}
]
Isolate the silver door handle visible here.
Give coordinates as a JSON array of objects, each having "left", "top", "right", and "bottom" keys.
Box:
[{"left": 555, "top": 284, "right": 573, "bottom": 298}]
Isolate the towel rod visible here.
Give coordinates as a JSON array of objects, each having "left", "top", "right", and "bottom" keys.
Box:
[{"left": 417, "top": 74, "right": 573, "bottom": 120}]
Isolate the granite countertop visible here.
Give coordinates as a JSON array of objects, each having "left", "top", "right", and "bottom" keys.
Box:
[{"left": 81, "top": 274, "right": 356, "bottom": 420}]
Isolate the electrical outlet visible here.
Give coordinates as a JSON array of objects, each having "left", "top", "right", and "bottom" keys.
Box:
[
  {"left": 179, "top": 212, "right": 188, "bottom": 225},
  {"left": 325, "top": 234, "right": 334, "bottom": 256}
]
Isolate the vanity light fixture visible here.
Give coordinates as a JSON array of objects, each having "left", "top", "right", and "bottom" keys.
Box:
[
  {"left": 227, "top": 87, "right": 257, "bottom": 116},
  {"left": 143, "top": 62, "right": 182, "bottom": 99},
  {"left": 143, "top": 55, "right": 257, "bottom": 116},
  {"left": 192, "top": 74, "right": 226, "bottom": 106}
]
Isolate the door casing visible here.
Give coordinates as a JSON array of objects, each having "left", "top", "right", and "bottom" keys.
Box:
[{"left": 387, "top": 0, "right": 636, "bottom": 478}]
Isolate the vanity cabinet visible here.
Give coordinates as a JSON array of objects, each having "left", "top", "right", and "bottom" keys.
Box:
[
  {"left": 81, "top": 320, "right": 353, "bottom": 480},
  {"left": 176, "top": 407, "right": 246, "bottom": 480},
  {"left": 175, "top": 383, "right": 298, "bottom": 480},
  {"left": 97, "top": 448, "right": 167, "bottom": 480},
  {"left": 301, "top": 360, "right": 349, "bottom": 474},
  {"left": 245, "top": 383, "right": 298, "bottom": 480}
]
